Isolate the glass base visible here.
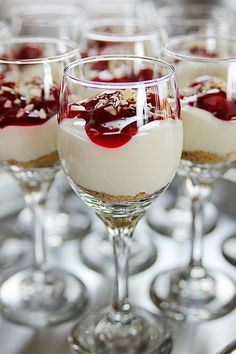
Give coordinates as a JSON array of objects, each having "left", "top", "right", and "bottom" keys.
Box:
[
  {"left": 18, "top": 203, "right": 92, "bottom": 248},
  {"left": 150, "top": 268, "right": 236, "bottom": 322},
  {"left": 146, "top": 193, "right": 218, "bottom": 241},
  {"left": 80, "top": 230, "right": 157, "bottom": 275},
  {"left": 0, "top": 213, "right": 30, "bottom": 270},
  {"left": 0, "top": 237, "right": 29, "bottom": 270},
  {"left": 46, "top": 205, "right": 92, "bottom": 247},
  {"left": 222, "top": 236, "right": 236, "bottom": 267},
  {"left": 0, "top": 267, "right": 88, "bottom": 327},
  {"left": 68, "top": 306, "right": 172, "bottom": 354}
]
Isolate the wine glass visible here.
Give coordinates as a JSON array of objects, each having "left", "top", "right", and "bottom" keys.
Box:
[
  {"left": 150, "top": 34, "right": 236, "bottom": 322},
  {"left": 58, "top": 55, "right": 183, "bottom": 353},
  {"left": 146, "top": 4, "right": 236, "bottom": 241},
  {"left": 0, "top": 37, "right": 87, "bottom": 326},
  {"left": 79, "top": 17, "right": 165, "bottom": 275},
  {"left": 0, "top": 19, "right": 32, "bottom": 270},
  {"left": 7, "top": 2, "right": 92, "bottom": 246}
]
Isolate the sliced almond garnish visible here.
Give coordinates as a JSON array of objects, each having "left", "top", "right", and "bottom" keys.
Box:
[
  {"left": 71, "top": 104, "right": 86, "bottom": 111},
  {"left": 104, "top": 106, "right": 117, "bottom": 116},
  {"left": 24, "top": 103, "right": 34, "bottom": 112},
  {"left": 14, "top": 98, "right": 21, "bottom": 105},
  {"left": 4, "top": 100, "right": 12, "bottom": 108},
  {"left": 122, "top": 88, "right": 134, "bottom": 102},
  {"left": 16, "top": 108, "right": 25, "bottom": 118},
  {"left": 39, "top": 108, "right": 47, "bottom": 119},
  {"left": 2, "top": 86, "right": 13, "bottom": 92}
]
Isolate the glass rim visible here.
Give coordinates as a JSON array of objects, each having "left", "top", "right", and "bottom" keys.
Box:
[
  {"left": 0, "top": 36, "right": 80, "bottom": 65},
  {"left": 164, "top": 34, "right": 236, "bottom": 63},
  {"left": 82, "top": 17, "right": 163, "bottom": 43},
  {"left": 64, "top": 54, "right": 176, "bottom": 89},
  {"left": 216, "top": 340, "right": 236, "bottom": 354}
]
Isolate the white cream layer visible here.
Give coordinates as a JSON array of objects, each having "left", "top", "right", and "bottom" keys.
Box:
[
  {"left": 182, "top": 105, "right": 236, "bottom": 154},
  {"left": 0, "top": 115, "right": 57, "bottom": 163},
  {"left": 58, "top": 118, "right": 183, "bottom": 196}
]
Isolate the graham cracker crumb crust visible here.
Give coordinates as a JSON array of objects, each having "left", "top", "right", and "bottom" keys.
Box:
[
  {"left": 82, "top": 187, "right": 149, "bottom": 202},
  {"left": 182, "top": 150, "right": 236, "bottom": 164},
  {"left": 7, "top": 151, "right": 59, "bottom": 168}
]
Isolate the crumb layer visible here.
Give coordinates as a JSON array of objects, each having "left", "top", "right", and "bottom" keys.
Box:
[
  {"left": 182, "top": 150, "right": 236, "bottom": 164},
  {"left": 7, "top": 151, "right": 59, "bottom": 168},
  {"left": 82, "top": 186, "right": 149, "bottom": 202}
]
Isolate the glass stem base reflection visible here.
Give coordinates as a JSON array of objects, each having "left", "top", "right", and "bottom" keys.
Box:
[
  {"left": 222, "top": 235, "right": 236, "bottom": 267},
  {"left": 69, "top": 305, "right": 172, "bottom": 354},
  {"left": 147, "top": 190, "right": 218, "bottom": 241},
  {"left": 0, "top": 231, "right": 30, "bottom": 270},
  {"left": 80, "top": 229, "right": 157, "bottom": 275},
  {"left": 150, "top": 267, "right": 236, "bottom": 322},
  {"left": 0, "top": 267, "right": 88, "bottom": 327}
]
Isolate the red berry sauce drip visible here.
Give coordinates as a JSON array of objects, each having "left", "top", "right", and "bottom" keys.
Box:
[
  {"left": 183, "top": 76, "right": 236, "bottom": 121},
  {"left": 0, "top": 78, "right": 59, "bottom": 129},
  {"left": 189, "top": 46, "right": 217, "bottom": 58},
  {"left": 65, "top": 90, "right": 178, "bottom": 148},
  {"left": 14, "top": 44, "right": 44, "bottom": 60}
]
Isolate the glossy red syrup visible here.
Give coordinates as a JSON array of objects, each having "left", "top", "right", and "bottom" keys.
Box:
[
  {"left": 65, "top": 90, "right": 178, "bottom": 148},
  {"left": 14, "top": 44, "right": 44, "bottom": 60},
  {"left": 186, "top": 77, "right": 236, "bottom": 121},
  {"left": 0, "top": 78, "right": 59, "bottom": 129},
  {"left": 189, "top": 46, "right": 217, "bottom": 58}
]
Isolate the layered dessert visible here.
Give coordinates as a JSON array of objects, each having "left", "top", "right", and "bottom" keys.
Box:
[
  {"left": 180, "top": 75, "right": 236, "bottom": 164},
  {"left": 0, "top": 75, "right": 60, "bottom": 168},
  {"left": 58, "top": 88, "right": 183, "bottom": 202},
  {"left": 0, "top": 43, "right": 61, "bottom": 168}
]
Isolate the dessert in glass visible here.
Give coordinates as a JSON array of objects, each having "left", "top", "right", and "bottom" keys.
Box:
[
  {"left": 7, "top": 2, "right": 92, "bottom": 245},
  {"left": 0, "top": 20, "right": 30, "bottom": 270},
  {"left": 58, "top": 55, "right": 183, "bottom": 354},
  {"left": 146, "top": 4, "right": 236, "bottom": 241},
  {"left": 0, "top": 37, "right": 87, "bottom": 327},
  {"left": 79, "top": 17, "right": 165, "bottom": 275},
  {"left": 150, "top": 35, "right": 236, "bottom": 322}
]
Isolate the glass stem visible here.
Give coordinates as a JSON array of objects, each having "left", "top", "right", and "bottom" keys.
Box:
[
  {"left": 102, "top": 215, "right": 141, "bottom": 316},
  {"left": 184, "top": 176, "right": 213, "bottom": 276},
  {"left": 23, "top": 180, "right": 53, "bottom": 271}
]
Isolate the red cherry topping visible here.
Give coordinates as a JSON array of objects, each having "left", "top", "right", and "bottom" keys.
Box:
[
  {"left": 0, "top": 78, "right": 59, "bottom": 128},
  {"left": 65, "top": 89, "right": 179, "bottom": 148},
  {"left": 182, "top": 76, "right": 236, "bottom": 121},
  {"left": 14, "top": 44, "right": 44, "bottom": 60},
  {"left": 189, "top": 46, "right": 217, "bottom": 58}
]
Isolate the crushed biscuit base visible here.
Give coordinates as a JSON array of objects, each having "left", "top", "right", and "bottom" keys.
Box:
[
  {"left": 7, "top": 151, "right": 59, "bottom": 168},
  {"left": 182, "top": 150, "right": 236, "bottom": 164}
]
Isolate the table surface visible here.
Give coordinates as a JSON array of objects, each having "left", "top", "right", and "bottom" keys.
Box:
[{"left": 0, "top": 176, "right": 235, "bottom": 354}]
